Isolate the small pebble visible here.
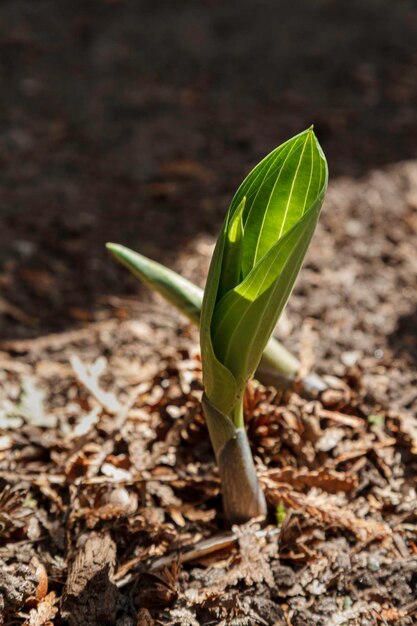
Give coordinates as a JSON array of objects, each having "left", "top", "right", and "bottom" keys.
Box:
[
  {"left": 341, "top": 351, "right": 361, "bottom": 367},
  {"left": 107, "top": 487, "right": 138, "bottom": 514},
  {"left": 367, "top": 555, "right": 380, "bottom": 571}
]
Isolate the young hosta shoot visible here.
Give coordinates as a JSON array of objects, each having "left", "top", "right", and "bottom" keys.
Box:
[
  {"left": 106, "top": 243, "right": 300, "bottom": 386},
  {"left": 200, "top": 128, "right": 327, "bottom": 522},
  {"left": 107, "top": 127, "right": 328, "bottom": 524}
]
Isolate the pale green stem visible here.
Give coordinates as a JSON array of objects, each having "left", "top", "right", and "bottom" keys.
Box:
[
  {"left": 232, "top": 397, "right": 244, "bottom": 429},
  {"left": 202, "top": 394, "right": 266, "bottom": 524}
]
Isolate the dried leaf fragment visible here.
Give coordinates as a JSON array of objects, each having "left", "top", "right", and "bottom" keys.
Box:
[{"left": 26, "top": 592, "right": 58, "bottom": 626}]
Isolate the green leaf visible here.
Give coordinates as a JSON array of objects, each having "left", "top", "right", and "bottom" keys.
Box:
[
  {"left": 218, "top": 196, "right": 246, "bottom": 300},
  {"left": 200, "top": 219, "right": 238, "bottom": 416},
  {"left": 106, "top": 243, "right": 203, "bottom": 324},
  {"left": 212, "top": 200, "right": 321, "bottom": 386},
  {"left": 226, "top": 128, "right": 326, "bottom": 276},
  {"left": 276, "top": 502, "right": 286, "bottom": 526},
  {"left": 368, "top": 414, "right": 385, "bottom": 428},
  {"left": 201, "top": 127, "right": 328, "bottom": 419}
]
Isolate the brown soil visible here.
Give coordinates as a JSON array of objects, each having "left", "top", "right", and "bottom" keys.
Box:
[{"left": 0, "top": 2, "right": 416, "bottom": 625}]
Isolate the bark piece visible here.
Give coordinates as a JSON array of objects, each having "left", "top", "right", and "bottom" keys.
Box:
[
  {"left": 61, "top": 532, "right": 120, "bottom": 626},
  {"left": 0, "top": 562, "right": 37, "bottom": 623}
]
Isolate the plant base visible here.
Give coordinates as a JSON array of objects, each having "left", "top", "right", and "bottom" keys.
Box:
[
  {"left": 218, "top": 428, "right": 267, "bottom": 524},
  {"left": 202, "top": 394, "right": 267, "bottom": 524}
]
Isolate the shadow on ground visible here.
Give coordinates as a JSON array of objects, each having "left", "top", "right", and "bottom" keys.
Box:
[
  {"left": 0, "top": 0, "right": 416, "bottom": 338},
  {"left": 389, "top": 308, "right": 417, "bottom": 363}
]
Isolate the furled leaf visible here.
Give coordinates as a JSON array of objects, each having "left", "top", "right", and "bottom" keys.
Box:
[
  {"left": 212, "top": 202, "right": 320, "bottom": 386},
  {"left": 106, "top": 243, "right": 202, "bottom": 324},
  {"left": 218, "top": 196, "right": 246, "bottom": 300},
  {"left": 201, "top": 128, "right": 328, "bottom": 419},
  {"left": 200, "top": 215, "right": 238, "bottom": 416},
  {"left": 228, "top": 128, "right": 326, "bottom": 276}
]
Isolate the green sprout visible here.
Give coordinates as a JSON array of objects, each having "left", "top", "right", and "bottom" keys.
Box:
[
  {"left": 276, "top": 502, "right": 286, "bottom": 526},
  {"left": 108, "top": 128, "right": 328, "bottom": 523},
  {"left": 368, "top": 413, "right": 385, "bottom": 428}
]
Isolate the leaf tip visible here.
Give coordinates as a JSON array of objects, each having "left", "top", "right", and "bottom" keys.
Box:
[
  {"left": 106, "top": 243, "right": 129, "bottom": 263},
  {"left": 106, "top": 242, "right": 123, "bottom": 255}
]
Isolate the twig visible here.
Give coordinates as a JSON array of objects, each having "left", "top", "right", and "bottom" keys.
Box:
[
  {"left": 116, "top": 526, "right": 280, "bottom": 587},
  {"left": 0, "top": 469, "right": 214, "bottom": 487}
]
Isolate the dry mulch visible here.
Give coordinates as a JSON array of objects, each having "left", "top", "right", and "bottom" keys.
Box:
[
  {"left": 0, "top": 160, "right": 416, "bottom": 625},
  {"left": 1, "top": 3, "right": 417, "bottom": 622}
]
